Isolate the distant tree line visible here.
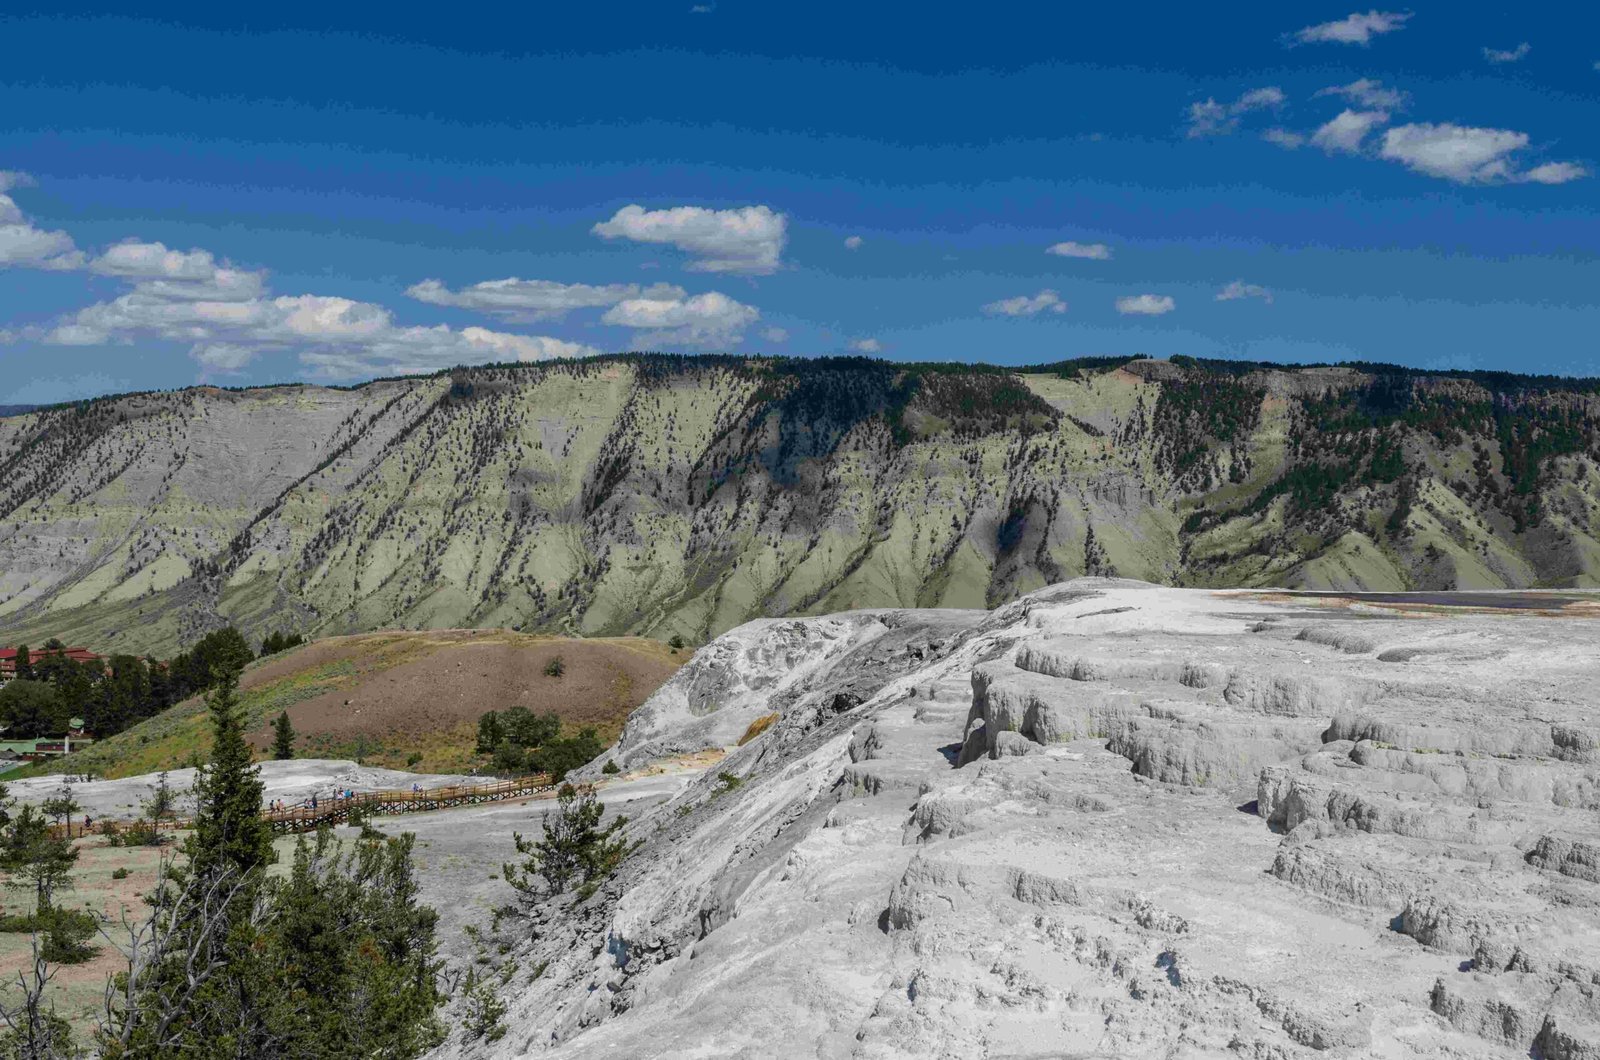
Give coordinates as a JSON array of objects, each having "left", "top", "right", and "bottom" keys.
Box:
[{"left": 0, "top": 627, "right": 305, "bottom": 741}]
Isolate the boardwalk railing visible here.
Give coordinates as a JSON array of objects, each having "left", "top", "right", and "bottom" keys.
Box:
[
  {"left": 51, "top": 773, "right": 557, "bottom": 840},
  {"left": 262, "top": 774, "right": 555, "bottom": 835}
]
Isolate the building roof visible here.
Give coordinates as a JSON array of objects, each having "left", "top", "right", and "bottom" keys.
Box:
[{"left": 0, "top": 646, "right": 102, "bottom": 673}]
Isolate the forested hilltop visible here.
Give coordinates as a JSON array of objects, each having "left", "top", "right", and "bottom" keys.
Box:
[{"left": 1, "top": 354, "right": 1597, "bottom": 656}]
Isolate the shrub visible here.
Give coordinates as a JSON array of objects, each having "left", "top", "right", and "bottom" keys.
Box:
[
  {"left": 491, "top": 741, "right": 527, "bottom": 774},
  {"left": 111, "top": 867, "right": 130, "bottom": 880},
  {"left": 668, "top": 634, "right": 686, "bottom": 651},
  {"left": 462, "top": 968, "right": 507, "bottom": 1043},
  {"left": 543, "top": 655, "right": 565, "bottom": 678},
  {"left": 601, "top": 760, "right": 621, "bottom": 775},
  {"left": 503, "top": 783, "right": 629, "bottom": 903},
  {"left": 527, "top": 728, "right": 602, "bottom": 782}
]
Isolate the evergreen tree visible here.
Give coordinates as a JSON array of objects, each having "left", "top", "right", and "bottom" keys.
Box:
[
  {"left": 504, "top": 784, "right": 629, "bottom": 902},
  {"left": 184, "top": 667, "right": 274, "bottom": 880},
  {"left": 1, "top": 804, "right": 77, "bottom": 913},
  {"left": 271, "top": 711, "right": 295, "bottom": 760},
  {"left": 39, "top": 783, "right": 80, "bottom": 834},
  {"left": 12, "top": 644, "right": 30, "bottom": 683},
  {"left": 475, "top": 711, "right": 502, "bottom": 754},
  {"left": 0, "top": 681, "right": 66, "bottom": 740}
]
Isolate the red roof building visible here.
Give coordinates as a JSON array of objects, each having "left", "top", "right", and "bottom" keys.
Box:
[{"left": 0, "top": 646, "right": 103, "bottom": 679}]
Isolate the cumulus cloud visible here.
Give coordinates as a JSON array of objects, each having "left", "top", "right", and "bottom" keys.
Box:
[
  {"left": 1312, "top": 109, "right": 1391, "bottom": 153},
  {"left": 0, "top": 172, "right": 84, "bottom": 271},
  {"left": 1186, "top": 86, "right": 1286, "bottom": 137},
  {"left": 1316, "top": 78, "right": 1409, "bottom": 111},
  {"left": 1293, "top": 10, "right": 1410, "bottom": 45},
  {"left": 1378, "top": 123, "right": 1587, "bottom": 184},
  {"left": 983, "top": 290, "right": 1066, "bottom": 316},
  {"left": 1484, "top": 42, "right": 1531, "bottom": 64},
  {"left": 1046, "top": 240, "right": 1112, "bottom": 260},
  {"left": 1217, "top": 281, "right": 1273, "bottom": 303},
  {"left": 90, "top": 240, "right": 266, "bottom": 302},
  {"left": 592, "top": 204, "right": 786, "bottom": 274},
  {"left": 406, "top": 277, "right": 684, "bottom": 322},
  {"left": 4, "top": 173, "right": 604, "bottom": 379},
  {"left": 843, "top": 235, "right": 863, "bottom": 250},
  {"left": 1115, "top": 294, "right": 1176, "bottom": 316},
  {"left": 600, "top": 290, "right": 758, "bottom": 348},
  {"left": 850, "top": 338, "right": 882, "bottom": 353},
  {"left": 1520, "top": 161, "right": 1590, "bottom": 185},
  {"left": 41, "top": 268, "right": 596, "bottom": 377},
  {"left": 191, "top": 343, "right": 260, "bottom": 372}
]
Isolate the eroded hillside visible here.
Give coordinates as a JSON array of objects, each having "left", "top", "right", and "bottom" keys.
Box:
[{"left": 1, "top": 355, "right": 1598, "bottom": 655}]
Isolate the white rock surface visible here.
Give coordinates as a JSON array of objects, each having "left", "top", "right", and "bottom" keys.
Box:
[{"left": 427, "top": 579, "right": 1600, "bottom": 1059}]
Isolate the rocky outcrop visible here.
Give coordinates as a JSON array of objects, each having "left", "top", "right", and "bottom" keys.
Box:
[{"left": 427, "top": 580, "right": 1600, "bottom": 1059}]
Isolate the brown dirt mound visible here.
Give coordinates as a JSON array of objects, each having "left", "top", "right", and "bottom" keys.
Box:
[{"left": 244, "top": 629, "right": 683, "bottom": 763}]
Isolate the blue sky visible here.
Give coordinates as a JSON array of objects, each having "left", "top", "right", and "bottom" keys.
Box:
[{"left": 0, "top": 2, "right": 1596, "bottom": 403}]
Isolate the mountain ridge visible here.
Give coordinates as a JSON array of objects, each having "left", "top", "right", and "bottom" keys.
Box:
[{"left": 1, "top": 353, "right": 1597, "bottom": 656}]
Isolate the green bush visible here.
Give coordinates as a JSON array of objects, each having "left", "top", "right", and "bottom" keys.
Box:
[
  {"left": 601, "top": 760, "right": 621, "bottom": 775},
  {"left": 543, "top": 655, "right": 565, "bottom": 678},
  {"left": 111, "top": 867, "right": 130, "bottom": 880}
]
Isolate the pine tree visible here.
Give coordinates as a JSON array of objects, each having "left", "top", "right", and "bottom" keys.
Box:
[
  {"left": 39, "top": 782, "right": 80, "bottom": 833},
  {"left": 272, "top": 711, "right": 296, "bottom": 760},
  {"left": 185, "top": 666, "right": 274, "bottom": 880},
  {"left": 1, "top": 804, "right": 77, "bottom": 913},
  {"left": 504, "top": 784, "right": 629, "bottom": 902},
  {"left": 12, "top": 644, "right": 30, "bottom": 682}
]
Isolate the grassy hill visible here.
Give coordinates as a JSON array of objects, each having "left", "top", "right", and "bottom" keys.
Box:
[
  {"left": 19, "top": 629, "right": 684, "bottom": 780},
  {"left": 0, "top": 355, "right": 1597, "bottom": 659}
]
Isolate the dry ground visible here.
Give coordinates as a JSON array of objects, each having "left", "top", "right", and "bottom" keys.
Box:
[{"left": 25, "top": 630, "right": 686, "bottom": 780}]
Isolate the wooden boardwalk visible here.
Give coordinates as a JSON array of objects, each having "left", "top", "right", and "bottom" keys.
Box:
[
  {"left": 53, "top": 773, "right": 557, "bottom": 840},
  {"left": 262, "top": 773, "right": 555, "bottom": 834}
]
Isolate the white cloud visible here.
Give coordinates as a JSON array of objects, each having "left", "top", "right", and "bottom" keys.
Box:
[
  {"left": 1378, "top": 122, "right": 1586, "bottom": 184},
  {"left": 0, "top": 173, "right": 84, "bottom": 271},
  {"left": 1316, "top": 78, "right": 1409, "bottom": 110},
  {"left": 1115, "top": 294, "right": 1176, "bottom": 316},
  {"left": 1520, "top": 161, "right": 1589, "bottom": 185},
  {"left": 850, "top": 338, "right": 882, "bottom": 353},
  {"left": 600, "top": 290, "right": 758, "bottom": 348},
  {"left": 1186, "top": 86, "right": 1286, "bottom": 137},
  {"left": 983, "top": 289, "right": 1066, "bottom": 316},
  {"left": 298, "top": 329, "right": 599, "bottom": 380},
  {"left": 89, "top": 240, "right": 267, "bottom": 302},
  {"left": 843, "top": 235, "right": 863, "bottom": 250},
  {"left": 1217, "top": 281, "right": 1273, "bottom": 303},
  {"left": 761, "top": 326, "right": 789, "bottom": 343},
  {"left": 1311, "top": 109, "right": 1391, "bottom": 153},
  {"left": 1293, "top": 10, "right": 1411, "bottom": 45},
  {"left": 1484, "top": 42, "right": 1531, "bottom": 64},
  {"left": 5, "top": 173, "right": 603, "bottom": 379},
  {"left": 406, "top": 277, "right": 684, "bottom": 322},
  {"left": 1046, "top": 240, "right": 1112, "bottom": 260},
  {"left": 191, "top": 343, "right": 260, "bottom": 372},
  {"left": 42, "top": 280, "right": 597, "bottom": 376},
  {"left": 1263, "top": 128, "right": 1307, "bottom": 149},
  {"left": 592, "top": 204, "right": 786, "bottom": 274}
]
